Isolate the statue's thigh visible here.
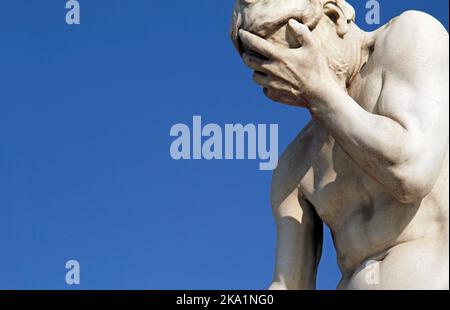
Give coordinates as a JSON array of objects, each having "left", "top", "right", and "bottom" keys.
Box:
[{"left": 343, "top": 240, "right": 449, "bottom": 290}]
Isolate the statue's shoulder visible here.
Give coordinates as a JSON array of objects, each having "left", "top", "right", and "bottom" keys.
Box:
[
  {"left": 381, "top": 10, "right": 447, "bottom": 40},
  {"left": 375, "top": 11, "right": 448, "bottom": 74}
]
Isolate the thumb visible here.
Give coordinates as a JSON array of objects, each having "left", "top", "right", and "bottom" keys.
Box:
[{"left": 287, "top": 19, "right": 313, "bottom": 47}]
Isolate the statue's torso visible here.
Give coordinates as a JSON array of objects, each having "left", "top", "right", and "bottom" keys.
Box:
[
  {"left": 276, "top": 30, "right": 449, "bottom": 286},
  {"left": 296, "top": 120, "right": 449, "bottom": 278}
]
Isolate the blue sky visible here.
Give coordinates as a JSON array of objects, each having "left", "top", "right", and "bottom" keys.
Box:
[{"left": 0, "top": 1, "right": 448, "bottom": 290}]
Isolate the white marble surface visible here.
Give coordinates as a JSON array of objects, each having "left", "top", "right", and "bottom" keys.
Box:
[{"left": 232, "top": 0, "right": 449, "bottom": 290}]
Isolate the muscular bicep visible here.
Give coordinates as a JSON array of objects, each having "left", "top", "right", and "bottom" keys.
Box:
[
  {"left": 375, "top": 11, "right": 449, "bottom": 186},
  {"left": 379, "top": 73, "right": 448, "bottom": 158}
]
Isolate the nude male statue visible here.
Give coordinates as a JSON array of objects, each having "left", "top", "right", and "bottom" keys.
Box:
[{"left": 231, "top": 0, "right": 449, "bottom": 289}]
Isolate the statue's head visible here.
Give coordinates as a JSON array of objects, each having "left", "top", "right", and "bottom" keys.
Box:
[
  {"left": 231, "top": 0, "right": 355, "bottom": 52},
  {"left": 231, "top": 0, "right": 358, "bottom": 84}
]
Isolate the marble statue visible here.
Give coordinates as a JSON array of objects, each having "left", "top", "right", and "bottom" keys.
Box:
[{"left": 231, "top": 0, "right": 449, "bottom": 290}]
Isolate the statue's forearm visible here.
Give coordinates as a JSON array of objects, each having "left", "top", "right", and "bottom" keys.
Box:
[{"left": 307, "top": 87, "right": 422, "bottom": 202}]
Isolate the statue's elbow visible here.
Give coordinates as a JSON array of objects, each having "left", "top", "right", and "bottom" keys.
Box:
[
  {"left": 391, "top": 169, "right": 434, "bottom": 204},
  {"left": 268, "top": 281, "right": 289, "bottom": 290},
  {"left": 269, "top": 280, "right": 316, "bottom": 291}
]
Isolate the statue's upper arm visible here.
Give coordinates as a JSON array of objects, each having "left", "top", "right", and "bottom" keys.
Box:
[
  {"left": 373, "top": 12, "right": 448, "bottom": 191},
  {"left": 377, "top": 11, "right": 448, "bottom": 144}
]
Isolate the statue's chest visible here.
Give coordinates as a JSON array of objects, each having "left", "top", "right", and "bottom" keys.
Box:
[
  {"left": 299, "top": 70, "right": 385, "bottom": 223},
  {"left": 299, "top": 134, "right": 383, "bottom": 224},
  {"left": 291, "top": 71, "right": 384, "bottom": 223}
]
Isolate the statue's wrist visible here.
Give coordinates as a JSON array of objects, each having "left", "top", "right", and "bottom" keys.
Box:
[{"left": 306, "top": 81, "right": 346, "bottom": 112}]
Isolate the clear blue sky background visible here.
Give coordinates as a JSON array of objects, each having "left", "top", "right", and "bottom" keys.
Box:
[{"left": 0, "top": 1, "right": 448, "bottom": 290}]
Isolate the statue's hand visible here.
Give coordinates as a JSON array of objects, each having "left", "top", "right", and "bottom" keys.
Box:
[{"left": 239, "top": 19, "right": 338, "bottom": 107}]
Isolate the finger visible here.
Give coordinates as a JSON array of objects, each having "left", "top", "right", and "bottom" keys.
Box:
[
  {"left": 253, "top": 71, "right": 274, "bottom": 88},
  {"left": 239, "top": 29, "right": 279, "bottom": 59},
  {"left": 254, "top": 72, "right": 307, "bottom": 107},
  {"left": 287, "top": 19, "right": 314, "bottom": 47},
  {"left": 242, "top": 53, "right": 271, "bottom": 73},
  {"left": 264, "top": 88, "right": 291, "bottom": 105},
  {"left": 264, "top": 88, "right": 308, "bottom": 107},
  {"left": 253, "top": 71, "right": 285, "bottom": 90}
]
